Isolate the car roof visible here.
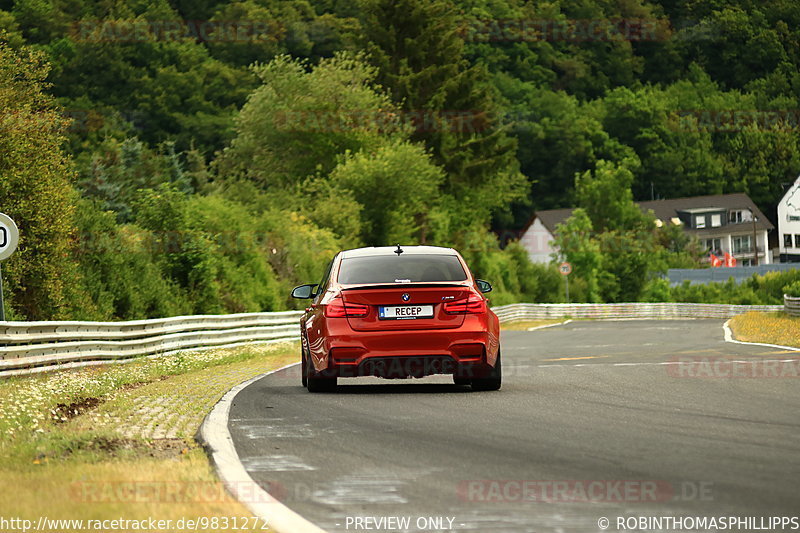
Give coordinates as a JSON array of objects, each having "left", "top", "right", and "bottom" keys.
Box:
[{"left": 340, "top": 246, "right": 459, "bottom": 258}]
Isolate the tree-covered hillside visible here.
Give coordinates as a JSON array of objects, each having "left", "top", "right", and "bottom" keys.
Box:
[{"left": 1, "top": 0, "right": 799, "bottom": 318}]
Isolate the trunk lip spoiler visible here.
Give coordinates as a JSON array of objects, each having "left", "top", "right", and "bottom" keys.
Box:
[{"left": 340, "top": 282, "right": 472, "bottom": 291}]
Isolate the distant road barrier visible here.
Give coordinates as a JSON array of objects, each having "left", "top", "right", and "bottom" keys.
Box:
[
  {"left": 491, "top": 302, "right": 784, "bottom": 322},
  {"left": 1, "top": 302, "right": 790, "bottom": 377},
  {"left": 666, "top": 264, "right": 799, "bottom": 286},
  {"left": 0, "top": 311, "right": 302, "bottom": 377},
  {"left": 785, "top": 295, "right": 800, "bottom": 317}
]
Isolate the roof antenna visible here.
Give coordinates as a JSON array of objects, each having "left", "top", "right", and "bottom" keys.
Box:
[{"left": 394, "top": 244, "right": 403, "bottom": 255}]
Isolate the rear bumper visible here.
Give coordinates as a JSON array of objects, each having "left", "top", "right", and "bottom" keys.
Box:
[{"left": 311, "top": 316, "right": 498, "bottom": 378}]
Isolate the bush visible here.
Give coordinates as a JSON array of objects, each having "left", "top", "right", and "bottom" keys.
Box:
[
  {"left": 743, "top": 270, "right": 800, "bottom": 304},
  {"left": 640, "top": 278, "right": 672, "bottom": 303},
  {"left": 784, "top": 281, "right": 800, "bottom": 298},
  {"left": 456, "top": 232, "right": 563, "bottom": 305},
  {"left": 646, "top": 269, "right": 800, "bottom": 305},
  {"left": 72, "top": 199, "right": 192, "bottom": 320}
]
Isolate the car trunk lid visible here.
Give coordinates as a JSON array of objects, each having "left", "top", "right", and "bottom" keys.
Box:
[{"left": 341, "top": 283, "right": 471, "bottom": 331}]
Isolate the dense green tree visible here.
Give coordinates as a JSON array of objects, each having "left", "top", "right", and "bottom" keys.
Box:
[
  {"left": 205, "top": 0, "right": 359, "bottom": 66},
  {"left": 79, "top": 138, "right": 192, "bottom": 223},
  {"left": 4, "top": 0, "right": 800, "bottom": 316},
  {"left": 0, "top": 44, "right": 83, "bottom": 319},
  {"left": 598, "top": 83, "right": 728, "bottom": 201},
  {"left": 326, "top": 141, "right": 445, "bottom": 246},
  {"left": 679, "top": 6, "right": 788, "bottom": 90},
  {"left": 361, "top": 0, "right": 527, "bottom": 227},
  {"left": 551, "top": 209, "right": 602, "bottom": 302},
  {"left": 73, "top": 198, "right": 192, "bottom": 320},
  {"left": 555, "top": 159, "right": 670, "bottom": 303},
  {"left": 502, "top": 84, "right": 634, "bottom": 218},
  {"left": 575, "top": 159, "right": 650, "bottom": 232},
  {"left": 215, "top": 52, "right": 404, "bottom": 189},
  {"left": 0, "top": 10, "right": 25, "bottom": 47}
]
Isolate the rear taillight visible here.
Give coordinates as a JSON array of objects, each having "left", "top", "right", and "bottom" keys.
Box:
[
  {"left": 443, "top": 294, "right": 486, "bottom": 314},
  {"left": 325, "top": 300, "right": 369, "bottom": 318}
]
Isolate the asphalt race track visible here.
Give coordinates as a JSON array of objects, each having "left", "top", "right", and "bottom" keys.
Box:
[{"left": 227, "top": 320, "right": 800, "bottom": 532}]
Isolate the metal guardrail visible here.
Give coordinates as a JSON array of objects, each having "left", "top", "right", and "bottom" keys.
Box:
[
  {"left": 785, "top": 295, "right": 800, "bottom": 317},
  {"left": 491, "top": 302, "right": 784, "bottom": 321},
  {"left": 1, "top": 302, "right": 791, "bottom": 377},
  {"left": 0, "top": 311, "right": 303, "bottom": 377}
]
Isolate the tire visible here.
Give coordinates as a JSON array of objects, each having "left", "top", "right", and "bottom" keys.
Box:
[
  {"left": 301, "top": 347, "right": 308, "bottom": 388},
  {"left": 305, "top": 350, "right": 337, "bottom": 393},
  {"left": 307, "top": 373, "right": 337, "bottom": 392},
  {"left": 453, "top": 377, "right": 471, "bottom": 386},
  {"left": 471, "top": 349, "right": 501, "bottom": 391}
]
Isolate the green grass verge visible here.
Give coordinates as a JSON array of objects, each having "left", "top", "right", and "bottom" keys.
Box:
[{"left": 0, "top": 342, "right": 299, "bottom": 531}]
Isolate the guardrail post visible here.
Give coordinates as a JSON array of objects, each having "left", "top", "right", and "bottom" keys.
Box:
[{"left": 785, "top": 294, "right": 800, "bottom": 317}]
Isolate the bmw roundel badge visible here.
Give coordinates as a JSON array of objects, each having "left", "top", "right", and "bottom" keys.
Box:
[{"left": 402, "top": 293, "right": 410, "bottom": 302}]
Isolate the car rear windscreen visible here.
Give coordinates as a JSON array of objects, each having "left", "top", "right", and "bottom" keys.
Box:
[{"left": 338, "top": 255, "right": 468, "bottom": 284}]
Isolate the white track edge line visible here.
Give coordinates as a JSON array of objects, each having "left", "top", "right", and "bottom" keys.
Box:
[
  {"left": 197, "top": 362, "right": 327, "bottom": 533},
  {"left": 526, "top": 319, "right": 572, "bottom": 331}
]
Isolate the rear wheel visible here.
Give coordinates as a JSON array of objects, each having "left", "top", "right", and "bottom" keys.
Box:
[
  {"left": 301, "top": 346, "right": 308, "bottom": 388},
  {"left": 305, "top": 350, "right": 337, "bottom": 393},
  {"left": 471, "top": 349, "right": 501, "bottom": 391}
]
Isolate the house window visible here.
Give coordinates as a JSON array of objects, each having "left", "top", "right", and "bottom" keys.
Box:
[
  {"left": 786, "top": 235, "right": 794, "bottom": 248},
  {"left": 790, "top": 215, "right": 800, "bottom": 222},
  {"left": 796, "top": 235, "right": 800, "bottom": 248},
  {"left": 695, "top": 216, "right": 706, "bottom": 229},
  {"left": 740, "top": 258, "right": 753, "bottom": 267},
  {"left": 729, "top": 209, "right": 753, "bottom": 223},
  {"left": 732, "top": 235, "right": 752, "bottom": 254},
  {"left": 704, "top": 238, "right": 722, "bottom": 252},
  {"left": 711, "top": 214, "right": 722, "bottom": 227}
]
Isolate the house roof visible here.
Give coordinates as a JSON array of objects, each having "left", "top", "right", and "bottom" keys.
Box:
[
  {"left": 638, "top": 193, "right": 773, "bottom": 232},
  {"left": 533, "top": 208, "right": 576, "bottom": 233},
  {"left": 525, "top": 193, "right": 774, "bottom": 235}
]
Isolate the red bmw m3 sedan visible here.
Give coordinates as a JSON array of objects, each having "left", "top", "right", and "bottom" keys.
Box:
[{"left": 291, "top": 245, "right": 501, "bottom": 392}]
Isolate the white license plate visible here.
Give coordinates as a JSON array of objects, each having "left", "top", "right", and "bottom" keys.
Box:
[{"left": 379, "top": 305, "right": 434, "bottom": 320}]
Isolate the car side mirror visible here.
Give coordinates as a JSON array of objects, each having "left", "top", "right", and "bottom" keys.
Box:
[
  {"left": 291, "top": 284, "right": 318, "bottom": 299},
  {"left": 476, "top": 279, "right": 492, "bottom": 293}
]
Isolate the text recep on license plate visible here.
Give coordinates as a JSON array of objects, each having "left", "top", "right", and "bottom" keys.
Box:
[{"left": 379, "top": 305, "right": 434, "bottom": 320}]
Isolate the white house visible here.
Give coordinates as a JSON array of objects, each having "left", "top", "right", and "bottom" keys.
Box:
[
  {"left": 778, "top": 175, "right": 800, "bottom": 263},
  {"left": 518, "top": 208, "right": 572, "bottom": 264},
  {"left": 520, "top": 193, "right": 773, "bottom": 266}
]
